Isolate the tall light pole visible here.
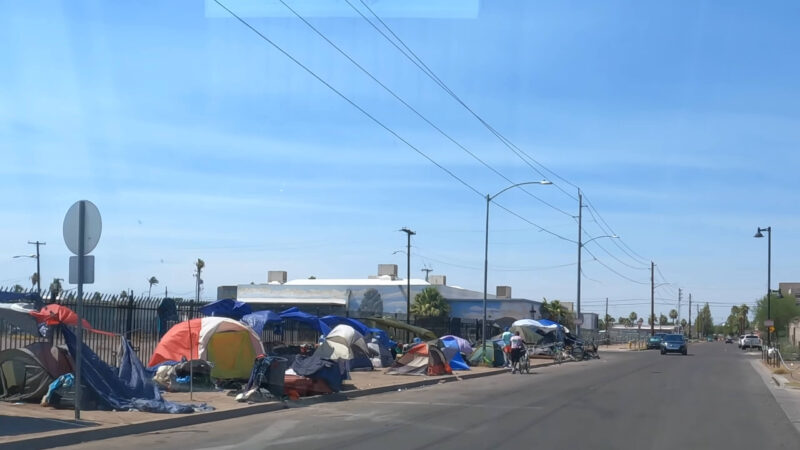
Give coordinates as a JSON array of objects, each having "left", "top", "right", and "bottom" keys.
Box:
[
  {"left": 754, "top": 226, "right": 771, "bottom": 348},
  {"left": 576, "top": 230, "right": 618, "bottom": 337},
  {"left": 483, "top": 180, "right": 551, "bottom": 344},
  {"left": 400, "top": 228, "right": 415, "bottom": 325},
  {"left": 28, "top": 241, "right": 45, "bottom": 296}
]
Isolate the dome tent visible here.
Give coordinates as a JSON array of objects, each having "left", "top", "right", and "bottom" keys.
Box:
[{"left": 149, "top": 317, "right": 264, "bottom": 380}]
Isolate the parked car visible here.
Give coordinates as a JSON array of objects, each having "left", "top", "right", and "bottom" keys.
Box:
[
  {"left": 741, "top": 335, "right": 762, "bottom": 350},
  {"left": 646, "top": 333, "right": 667, "bottom": 349},
  {"left": 660, "top": 334, "right": 688, "bottom": 355},
  {"left": 724, "top": 337, "right": 733, "bottom": 344},
  {"left": 737, "top": 335, "right": 745, "bottom": 348}
]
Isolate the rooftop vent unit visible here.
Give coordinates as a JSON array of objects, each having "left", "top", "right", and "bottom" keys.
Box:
[
  {"left": 429, "top": 275, "right": 446, "bottom": 286},
  {"left": 268, "top": 271, "right": 287, "bottom": 284},
  {"left": 496, "top": 286, "right": 512, "bottom": 299},
  {"left": 378, "top": 264, "right": 398, "bottom": 280}
]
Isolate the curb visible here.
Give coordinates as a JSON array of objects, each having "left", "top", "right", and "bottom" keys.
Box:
[{"left": 0, "top": 367, "right": 514, "bottom": 449}]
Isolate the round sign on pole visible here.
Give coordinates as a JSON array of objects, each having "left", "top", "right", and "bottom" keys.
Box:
[{"left": 63, "top": 200, "right": 102, "bottom": 255}]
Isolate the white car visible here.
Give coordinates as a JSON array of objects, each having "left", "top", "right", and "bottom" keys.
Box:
[{"left": 741, "top": 335, "right": 762, "bottom": 350}]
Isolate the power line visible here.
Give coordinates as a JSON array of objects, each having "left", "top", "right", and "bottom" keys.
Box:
[
  {"left": 213, "top": 0, "right": 576, "bottom": 244},
  {"left": 345, "top": 0, "right": 580, "bottom": 202},
  {"left": 583, "top": 248, "right": 649, "bottom": 285},
  {"left": 278, "top": 0, "right": 574, "bottom": 218}
]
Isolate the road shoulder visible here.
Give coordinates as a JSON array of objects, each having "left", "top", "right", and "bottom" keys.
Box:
[{"left": 749, "top": 359, "right": 800, "bottom": 435}]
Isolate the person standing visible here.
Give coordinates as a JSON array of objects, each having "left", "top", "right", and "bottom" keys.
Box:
[
  {"left": 501, "top": 327, "right": 513, "bottom": 368},
  {"left": 510, "top": 331, "right": 526, "bottom": 374}
]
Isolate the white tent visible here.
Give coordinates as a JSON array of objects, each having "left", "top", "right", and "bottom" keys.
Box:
[
  {"left": 317, "top": 324, "right": 370, "bottom": 361},
  {"left": 510, "top": 319, "right": 569, "bottom": 342}
]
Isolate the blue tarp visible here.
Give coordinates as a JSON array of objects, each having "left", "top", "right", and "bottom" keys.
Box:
[
  {"left": 241, "top": 310, "right": 282, "bottom": 335},
  {"left": 280, "top": 307, "right": 330, "bottom": 334},
  {"left": 62, "top": 326, "right": 199, "bottom": 413},
  {"left": 320, "top": 316, "right": 370, "bottom": 337},
  {"left": 0, "top": 291, "right": 43, "bottom": 309},
  {"left": 200, "top": 299, "right": 252, "bottom": 320}
]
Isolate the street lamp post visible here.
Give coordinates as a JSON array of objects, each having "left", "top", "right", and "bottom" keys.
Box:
[
  {"left": 483, "top": 180, "right": 551, "bottom": 345},
  {"left": 400, "top": 228, "right": 415, "bottom": 326},
  {"left": 754, "top": 226, "right": 771, "bottom": 348}
]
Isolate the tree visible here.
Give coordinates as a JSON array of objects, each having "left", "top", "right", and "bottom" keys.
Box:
[
  {"left": 12, "top": 284, "right": 24, "bottom": 293},
  {"left": 618, "top": 316, "right": 629, "bottom": 327},
  {"left": 659, "top": 313, "right": 669, "bottom": 326},
  {"left": 737, "top": 304, "right": 750, "bottom": 334},
  {"left": 30, "top": 272, "right": 39, "bottom": 289},
  {"left": 669, "top": 309, "right": 678, "bottom": 324},
  {"left": 358, "top": 288, "right": 383, "bottom": 316},
  {"left": 410, "top": 287, "right": 449, "bottom": 317},
  {"left": 541, "top": 298, "right": 573, "bottom": 329},
  {"left": 680, "top": 319, "right": 687, "bottom": 328},
  {"left": 629, "top": 312, "right": 638, "bottom": 323},
  {"left": 148, "top": 276, "right": 159, "bottom": 297},
  {"left": 695, "top": 303, "right": 714, "bottom": 337},
  {"left": 605, "top": 315, "right": 616, "bottom": 328},
  {"left": 49, "top": 278, "right": 63, "bottom": 301},
  {"left": 91, "top": 292, "right": 103, "bottom": 301},
  {"left": 753, "top": 294, "right": 800, "bottom": 340},
  {"left": 648, "top": 314, "right": 655, "bottom": 326},
  {"left": 120, "top": 290, "right": 129, "bottom": 300}
]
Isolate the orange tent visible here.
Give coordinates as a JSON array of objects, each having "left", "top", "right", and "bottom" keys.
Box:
[
  {"left": 30, "top": 304, "right": 113, "bottom": 336},
  {"left": 386, "top": 343, "right": 452, "bottom": 376}
]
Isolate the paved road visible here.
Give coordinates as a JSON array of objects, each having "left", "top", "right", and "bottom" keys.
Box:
[{"left": 63, "top": 343, "right": 800, "bottom": 449}]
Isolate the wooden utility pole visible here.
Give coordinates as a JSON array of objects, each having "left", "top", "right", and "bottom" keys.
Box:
[{"left": 650, "top": 261, "right": 655, "bottom": 336}]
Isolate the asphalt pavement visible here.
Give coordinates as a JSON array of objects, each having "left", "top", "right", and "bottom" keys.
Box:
[{"left": 60, "top": 343, "right": 800, "bottom": 450}]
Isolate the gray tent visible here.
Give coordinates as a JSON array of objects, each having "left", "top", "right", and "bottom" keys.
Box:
[{"left": 0, "top": 343, "right": 72, "bottom": 402}]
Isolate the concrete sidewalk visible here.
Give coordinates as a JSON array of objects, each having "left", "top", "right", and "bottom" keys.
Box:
[{"left": 1, "top": 361, "right": 572, "bottom": 449}]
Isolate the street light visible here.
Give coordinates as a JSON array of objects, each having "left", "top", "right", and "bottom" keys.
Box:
[
  {"left": 576, "top": 232, "right": 618, "bottom": 337},
  {"left": 754, "top": 226, "right": 772, "bottom": 348},
  {"left": 483, "top": 180, "right": 552, "bottom": 345}
]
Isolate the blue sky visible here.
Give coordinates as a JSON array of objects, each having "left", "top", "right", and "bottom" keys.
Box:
[{"left": 2, "top": 1, "right": 799, "bottom": 324}]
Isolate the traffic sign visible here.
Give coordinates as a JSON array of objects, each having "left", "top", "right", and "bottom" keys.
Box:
[
  {"left": 68, "top": 256, "right": 95, "bottom": 284},
  {"left": 764, "top": 319, "right": 774, "bottom": 327},
  {"left": 63, "top": 200, "right": 102, "bottom": 255},
  {"left": 769, "top": 326, "right": 775, "bottom": 333}
]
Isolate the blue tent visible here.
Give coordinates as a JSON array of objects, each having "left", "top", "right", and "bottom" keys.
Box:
[
  {"left": 61, "top": 326, "right": 198, "bottom": 413},
  {"left": 439, "top": 338, "right": 470, "bottom": 371},
  {"left": 279, "top": 307, "right": 330, "bottom": 334},
  {"left": 200, "top": 298, "right": 252, "bottom": 320},
  {"left": 241, "top": 310, "right": 282, "bottom": 335}
]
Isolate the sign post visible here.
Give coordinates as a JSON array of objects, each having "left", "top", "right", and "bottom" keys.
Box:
[{"left": 63, "top": 200, "right": 101, "bottom": 422}]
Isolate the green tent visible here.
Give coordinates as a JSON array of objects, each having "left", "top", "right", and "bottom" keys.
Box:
[{"left": 468, "top": 340, "right": 505, "bottom": 367}]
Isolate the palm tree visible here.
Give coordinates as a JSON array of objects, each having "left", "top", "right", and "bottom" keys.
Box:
[
  {"left": 49, "top": 278, "right": 63, "bottom": 301},
  {"left": 737, "top": 304, "right": 750, "bottom": 334},
  {"left": 30, "top": 272, "right": 39, "bottom": 290},
  {"left": 410, "top": 287, "right": 449, "bottom": 317},
  {"left": 629, "top": 311, "right": 638, "bottom": 323},
  {"left": 12, "top": 284, "right": 24, "bottom": 293},
  {"left": 148, "top": 276, "right": 159, "bottom": 297},
  {"left": 669, "top": 309, "right": 678, "bottom": 325}
]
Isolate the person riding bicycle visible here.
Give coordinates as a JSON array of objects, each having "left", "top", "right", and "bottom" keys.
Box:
[{"left": 510, "top": 331, "right": 526, "bottom": 373}]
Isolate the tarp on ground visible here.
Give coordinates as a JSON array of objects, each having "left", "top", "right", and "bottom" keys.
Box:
[
  {"left": 439, "top": 335, "right": 473, "bottom": 356},
  {"left": 148, "top": 317, "right": 264, "bottom": 379},
  {"left": 386, "top": 343, "right": 451, "bottom": 376},
  {"left": 241, "top": 310, "right": 282, "bottom": 336},
  {"left": 437, "top": 338, "right": 470, "bottom": 371},
  {"left": 360, "top": 317, "right": 436, "bottom": 341},
  {"left": 200, "top": 299, "right": 252, "bottom": 320},
  {"left": 62, "top": 326, "right": 196, "bottom": 413},
  {"left": 468, "top": 339, "right": 505, "bottom": 367},
  {"left": 0, "top": 343, "right": 72, "bottom": 402},
  {"left": 280, "top": 307, "right": 330, "bottom": 334}
]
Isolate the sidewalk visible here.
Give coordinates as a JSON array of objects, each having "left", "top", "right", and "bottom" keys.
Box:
[{"left": 2, "top": 362, "right": 565, "bottom": 449}]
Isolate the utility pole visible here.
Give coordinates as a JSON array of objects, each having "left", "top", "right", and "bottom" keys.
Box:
[
  {"left": 650, "top": 261, "right": 655, "bottom": 336},
  {"left": 421, "top": 266, "right": 433, "bottom": 282},
  {"left": 688, "top": 294, "right": 692, "bottom": 339},
  {"left": 576, "top": 189, "right": 583, "bottom": 338},
  {"left": 678, "top": 288, "right": 682, "bottom": 331},
  {"left": 28, "top": 241, "right": 45, "bottom": 296},
  {"left": 604, "top": 297, "right": 609, "bottom": 345},
  {"left": 697, "top": 304, "right": 701, "bottom": 338},
  {"left": 400, "top": 228, "right": 415, "bottom": 325}
]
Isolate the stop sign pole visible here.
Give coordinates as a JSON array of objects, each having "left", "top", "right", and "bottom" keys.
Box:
[{"left": 63, "top": 200, "right": 101, "bottom": 422}]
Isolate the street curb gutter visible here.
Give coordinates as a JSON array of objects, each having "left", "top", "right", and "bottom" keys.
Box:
[{"left": 1, "top": 367, "right": 520, "bottom": 449}]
